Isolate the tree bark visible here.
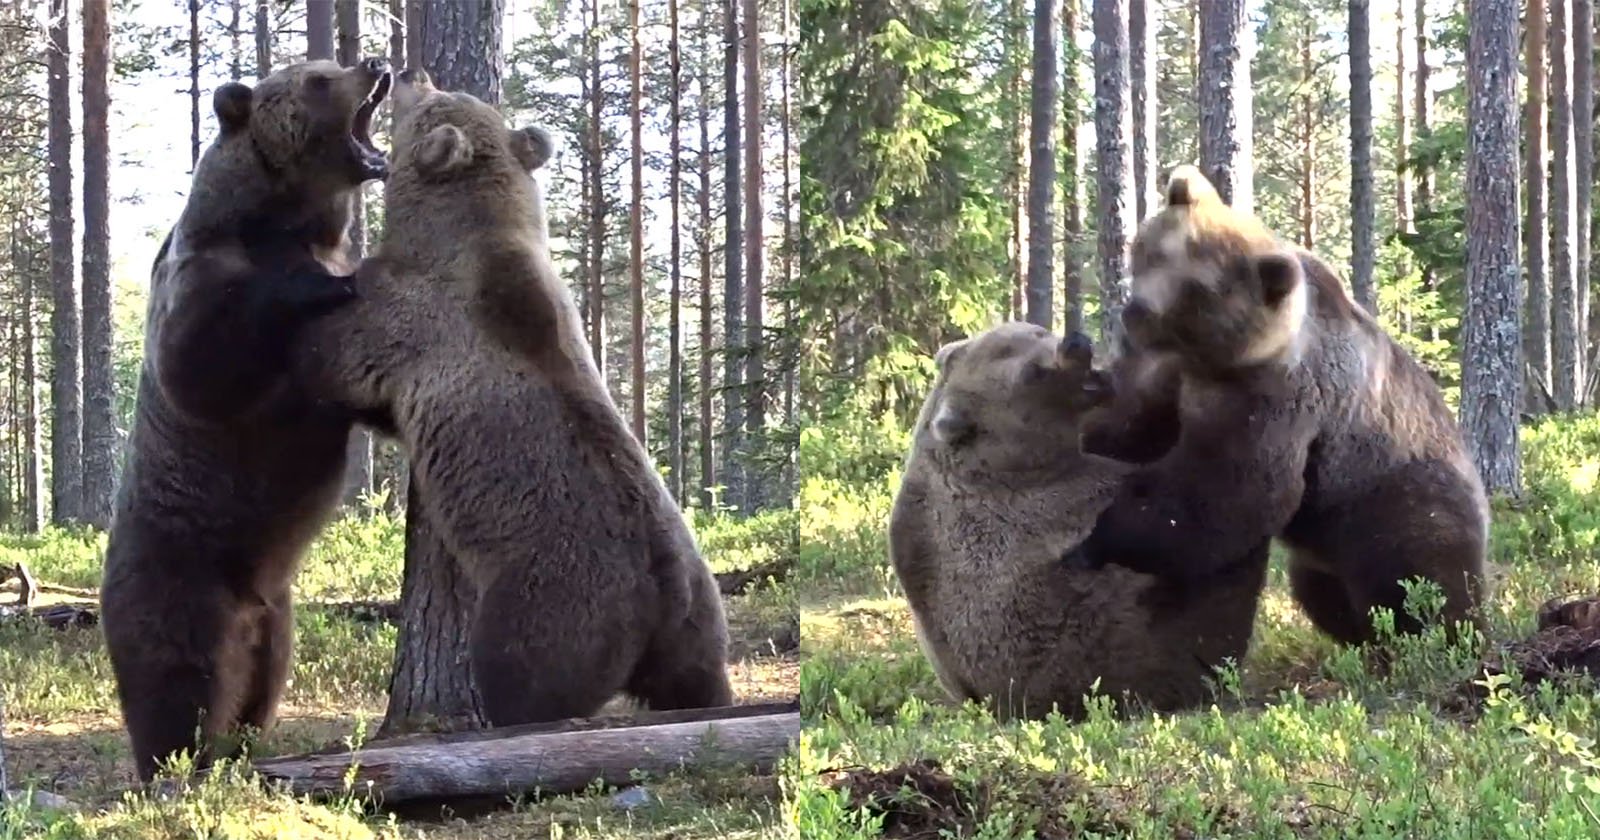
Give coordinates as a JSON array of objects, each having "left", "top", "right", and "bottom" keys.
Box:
[
  {"left": 17, "top": 226, "right": 42, "bottom": 533},
  {"left": 629, "top": 0, "right": 647, "bottom": 445},
  {"left": 1129, "top": 0, "right": 1156, "bottom": 222},
  {"left": 1024, "top": 0, "right": 1058, "bottom": 328},
  {"left": 1527, "top": 0, "right": 1552, "bottom": 401},
  {"left": 1092, "top": 0, "right": 1134, "bottom": 342},
  {"left": 741, "top": 0, "right": 764, "bottom": 513},
  {"left": 1552, "top": 0, "right": 1579, "bottom": 409},
  {"left": 697, "top": 19, "right": 716, "bottom": 510},
  {"left": 1396, "top": 1, "right": 1412, "bottom": 232},
  {"left": 1348, "top": 0, "right": 1375, "bottom": 312},
  {"left": 229, "top": 0, "right": 242, "bottom": 80},
  {"left": 405, "top": 0, "right": 423, "bottom": 71},
  {"left": 721, "top": 0, "right": 744, "bottom": 511},
  {"left": 585, "top": 0, "right": 606, "bottom": 376},
  {"left": 668, "top": 0, "right": 684, "bottom": 502},
  {"left": 1415, "top": 0, "right": 1437, "bottom": 339},
  {"left": 189, "top": 0, "right": 200, "bottom": 167},
  {"left": 1462, "top": 0, "right": 1523, "bottom": 494},
  {"left": 1197, "top": 0, "right": 1252, "bottom": 213},
  {"left": 778, "top": 0, "right": 795, "bottom": 499},
  {"left": 1009, "top": 0, "right": 1027, "bottom": 319},
  {"left": 336, "top": 0, "right": 371, "bottom": 509},
  {"left": 255, "top": 1, "right": 272, "bottom": 79},
  {"left": 1572, "top": 0, "right": 1591, "bottom": 397},
  {"left": 81, "top": 0, "right": 113, "bottom": 530},
  {"left": 1062, "top": 0, "right": 1082, "bottom": 334},
  {"left": 1299, "top": 24, "right": 1316, "bottom": 250},
  {"left": 384, "top": 0, "right": 506, "bottom": 736},
  {"left": 306, "top": 0, "right": 334, "bottom": 61},
  {"left": 47, "top": 0, "right": 81, "bottom": 527}
]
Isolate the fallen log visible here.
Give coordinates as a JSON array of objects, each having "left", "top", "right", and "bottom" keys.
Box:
[{"left": 253, "top": 704, "right": 800, "bottom": 805}]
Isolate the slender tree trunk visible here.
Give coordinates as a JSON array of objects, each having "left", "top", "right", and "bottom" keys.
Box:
[
  {"left": 81, "top": 0, "right": 113, "bottom": 529},
  {"left": 779, "top": 0, "right": 795, "bottom": 499},
  {"left": 1415, "top": 0, "right": 1437, "bottom": 339},
  {"left": 741, "top": 0, "right": 764, "bottom": 512},
  {"left": 405, "top": 0, "right": 422, "bottom": 71},
  {"left": 697, "top": 23, "right": 716, "bottom": 510},
  {"left": 1396, "top": 2, "right": 1412, "bottom": 233},
  {"left": 1024, "top": 0, "right": 1058, "bottom": 328},
  {"left": 1299, "top": 24, "right": 1315, "bottom": 250},
  {"left": 1348, "top": 0, "right": 1375, "bottom": 312},
  {"left": 587, "top": 0, "right": 606, "bottom": 375},
  {"left": 229, "top": 0, "right": 242, "bottom": 80},
  {"left": 1062, "top": 0, "right": 1082, "bottom": 334},
  {"left": 256, "top": 1, "right": 272, "bottom": 78},
  {"left": 1129, "top": 0, "right": 1155, "bottom": 222},
  {"left": 306, "top": 0, "right": 334, "bottom": 61},
  {"left": 190, "top": 0, "right": 200, "bottom": 167},
  {"left": 1092, "top": 0, "right": 1134, "bottom": 342},
  {"left": 629, "top": 0, "right": 647, "bottom": 445},
  {"left": 1552, "top": 0, "right": 1579, "bottom": 408},
  {"left": 667, "top": 0, "right": 684, "bottom": 502},
  {"left": 722, "top": 0, "right": 744, "bottom": 510},
  {"left": 1527, "top": 0, "right": 1552, "bottom": 401},
  {"left": 1008, "top": 0, "right": 1026, "bottom": 319},
  {"left": 18, "top": 229, "right": 41, "bottom": 533},
  {"left": 1572, "top": 0, "right": 1592, "bottom": 398},
  {"left": 1198, "top": 0, "right": 1252, "bottom": 213},
  {"left": 390, "top": 0, "right": 404, "bottom": 76},
  {"left": 336, "top": 0, "right": 372, "bottom": 508},
  {"left": 48, "top": 0, "right": 81, "bottom": 527},
  {"left": 384, "top": 0, "right": 506, "bottom": 736},
  {"left": 1462, "top": 0, "right": 1522, "bottom": 493}
]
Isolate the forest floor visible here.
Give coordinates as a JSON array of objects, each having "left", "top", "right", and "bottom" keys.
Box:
[
  {"left": 792, "top": 414, "right": 1600, "bottom": 839},
  {"left": 0, "top": 507, "right": 798, "bottom": 839}
]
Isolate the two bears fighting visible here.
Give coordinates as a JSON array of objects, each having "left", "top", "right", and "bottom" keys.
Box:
[
  {"left": 895, "top": 166, "right": 1489, "bottom": 720},
  {"left": 100, "top": 60, "right": 731, "bottom": 782}
]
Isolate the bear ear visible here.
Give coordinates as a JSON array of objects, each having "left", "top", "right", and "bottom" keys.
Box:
[
  {"left": 933, "top": 338, "right": 969, "bottom": 373},
  {"left": 509, "top": 126, "right": 553, "bottom": 172},
  {"left": 1251, "top": 251, "right": 1302, "bottom": 306},
  {"left": 412, "top": 124, "right": 473, "bottom": 177},
  {"left": 213, "top": 82, "right": 253, "bottom": 132},
  {"left": 1164, "top": 164, "right": 1221, "bottom": 208}
]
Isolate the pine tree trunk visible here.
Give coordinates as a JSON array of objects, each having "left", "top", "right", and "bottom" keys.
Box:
[
  {"left": 667, "top": 0, "right": 684, "bottom": 503},
  {"left": 1396, "top": 2, "right": 1412, "bottom": 232},
  {"left": 1129, "top": 0, "right": 1155, "bottom": 222},
  {"left": 1061, "top": 0, "right": 1082, "bottom": 334},
  {"left": 47, "top": 0, "right": 81, "bottom": 527},
  {"left": 1415, "top": 0, "right": 1437, "bottom": 340},
  {"left": 629, "top": 0, "right": 647, "bottom": 446},
  {"left": 1009, "top": 0, "right": 1027, "bottom": 319},
  {"left": 1552, "top": 0, "right": 1579, "bottom": 409},
  {"left": 722, "top": 0, "right": 744, "bottom": 511},
  {"left": 741, "top": 0, "right": 764, "bottom": 513},
  {"left": 383, "top": 0, "right": 506, "bottom": 736},
  {"left": 586, "top": 0, "right": 606, "bottom": 376},
  {"left": 1198, "top": 0, "right": 1252, "bottom": 213},
  {"left": 1462, "top": 0, "right": 1522, "bottom": 494},
  {"left": 306, "top": 0, "right": 334, "bottom": 61},
  {"left": 778, "top": 0, "right": 795, "bottom": 500},
  {"left": 1092, "top": 0, "right": 1134, "bottom": 342},
  {"left": 229, "top": 0, "right": 242, "bottom": 80},
  {"left": 1024, "top": 0, "right": 1058, "bottom": 328},
  {"left": 1299, "top": 25, "right": 1315, "bottom": 250},
  {"left": 18, "top": 229, "right": 41, "bottom": 533},
  {"left": 255, "top": 1, "right": 272, "bottom": 78},
  {"left": 1572, "top": 0, "right": 1592, "bottom": 399},
  {"left": 81, "top": 0, "right": 114, "bottom": 530},
  {"left": 697, "top": 25, "right": 716, "bottom": 510},
  {"left": 189, "top": 0, "right": 200, "bottom": 167},
  {"left": 1348, "top": 0, "right": 1375, "bottom": 312},
  {"left": 1527, "top": 0, "right": 1552, "bottom": 403}
]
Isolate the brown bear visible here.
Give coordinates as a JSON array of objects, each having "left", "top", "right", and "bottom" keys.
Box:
[
  {"left": 891, "top": 322, "right": 1271, "bottom": 719},
  {"left": 1070, "top": 165, "right": 1490, "bottom": 646},
  {"left": 99, "top": 58, "right": 393, "bottom": 782},
  {"left": 292, "top": 69, "right": 733, "bottom": 726}
]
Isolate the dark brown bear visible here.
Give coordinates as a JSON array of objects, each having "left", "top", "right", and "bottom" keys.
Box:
[
  {"left": 293, "top": 70, "right": 732, "bottom": 725},
  {"left": 1071, "top": 165, "right": 1490, "bottom": 646},
  {"left": 100, "top": 58, "right": 393, "bottom": 782},
  {"left": 892, "top": 322, "right": 1271, "bottom": 719}
]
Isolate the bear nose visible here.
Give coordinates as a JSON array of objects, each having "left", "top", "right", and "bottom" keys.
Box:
[{"left": 363, "top": 57, "right": 388, "bottom": 75}]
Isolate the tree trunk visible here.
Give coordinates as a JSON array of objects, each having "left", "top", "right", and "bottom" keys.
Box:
[
  {"left": 336, "top": 0, "right": 372, "bottom": 509},
  {"left": 1527, "top": 0, "right": 1552, "bottom": 402},
  {"left": 1092, "top": 0, "right": 1134, "bottom": 343},
  {"left": 189, "top": 0, "right": 200, "bottom": 167},
  {"left": 255, "top": 1, "right": 272, "bottom": 78},
  {"left": 81, "top": 0, "right": 113, "bottom": 530},
  {"left": 1062, "top": 0, "right": 1082, "bottom": 334},
  {"left": 389, "top": 0, "right": 404, "bottom": 78},
  {"left": 47, "top": 0, "right": 81, "bottom": 528},
  {"left": 667, "top": 0, "right": 684, "bottom": 502},
  {"left": 1396, "top": 2, "right": 1412, "bottom": 233},
  {"left": 721, "top": 0, "right": 744, "bottom": 511},
  {"left": 1572, "top": 0, "right": 1592, "bottom": 398},
  {"left": 629, "top": 0, "right": 647, "bottom": 445},
  {"left": 1009, "top": 0, "right": 1027, "bottom": 320},
  {"left": 18, "top": 229, "right": 42, "bottom": 533},
  {"left": 1197, "top": 0, "right": 1252, "bottom": 213},
  {"left": 1415, "top": 0, "right": 1437, "bottom": 340},
  {"left": 1552, "top": 0, "right": 1579, "bottom": 409},
  {"left": 1024, "top": 0, "right": 1058, "bottom": 328},
  {"left": 586, "top": 0, "right": 606, "bottom": 376},
  {"left": 778, "top": 0, "right": 795, "bottom": 500},
  {"left": 1129, "top": 0, "right": 1155, "bottom": 222},
  {"left": 1348, "top": 0, "right": 1375, "bottom": 312},
  {"left": 741, "top": 0, "right": 764, "bottom": 513},
  {"left": 697, "top": 23, "right": 716, "bottom": 510},
  {"left": 306, "top": 0, "right": 334, "bottom": 61},
  {"left": 229, "top": 0, "right": 242, "bottom": 80},
  {"left": 384, "top": 0, "right": 506, "bottom": 736},
  {"left": 1299, "top": 24, "right": 1316, "bottom": 250},
  {"left": 1462, "top": 0, "right": 1522, "bottom": 494}
]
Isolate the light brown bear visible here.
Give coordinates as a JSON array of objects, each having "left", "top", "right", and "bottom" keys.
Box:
[
  {"left": 1072, "top": 165, "right": 1490, "bottom": 646},
  {"left": 293, "top": 70, "right": 733, "bottom": 725},
  {"left": 891, "top": 322, "right": 1271, "bottom": 719},
  {"left": 100, "top": 58, "right": 393, "bottom": 782}
]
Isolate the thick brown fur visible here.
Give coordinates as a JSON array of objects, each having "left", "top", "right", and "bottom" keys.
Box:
[
  {"left": 100, "top": 59, "right": 393, "bottom": 782},
  {"left": 891, "top": 322, "right": 1271, "bottom": 720},
  {"left": 293, "top": 71, "right": 732, "bottom": 725},
  {"left": 1072, "top": 165, "right": 1490, "bottom": 646}
]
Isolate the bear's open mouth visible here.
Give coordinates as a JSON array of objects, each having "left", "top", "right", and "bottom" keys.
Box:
[{"left": 350, "top": 71, "right": 393, "bottom": 179}]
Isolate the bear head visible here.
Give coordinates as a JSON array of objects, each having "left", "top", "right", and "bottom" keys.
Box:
[
  {"left": 388, "top": 68, "right": 552, "bottom": 182},
  {"left": 212, "top": 58, "right": 393, "bottom": 188},
  {"left": 1119, "top": 165, "right": 1308, "bottom": 376},
  {"left": 921, "top": 323, "right": 1111, "bottom": 473}
]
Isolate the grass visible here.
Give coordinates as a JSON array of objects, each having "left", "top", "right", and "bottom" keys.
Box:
[
  {"left": 0, "top": 499, "right": 798, "bottom": 839},
  {"left": 791, "top": 413, "right": 1600, "bottom": 839}
]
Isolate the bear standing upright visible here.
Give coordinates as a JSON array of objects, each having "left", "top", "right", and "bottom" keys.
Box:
[
  {"left": 1073, "top": 166, "right": 1489, "bottom": 646},
  {"left": 100, "top": 58, "right": 393, "bottom": 782},
  {"left": 292, "top": 70, "right": 732, "bottom": 725}
]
